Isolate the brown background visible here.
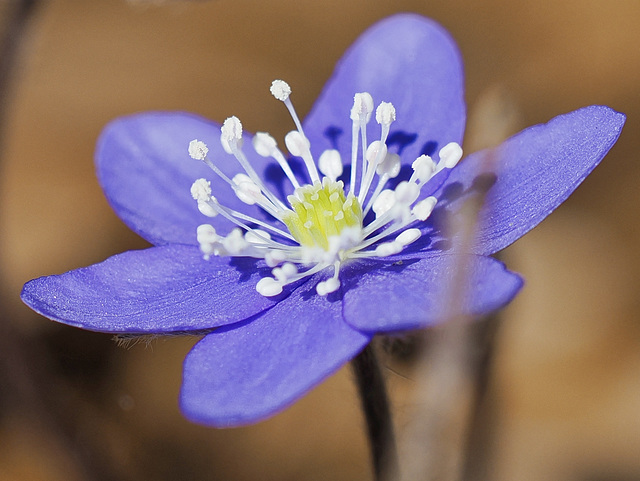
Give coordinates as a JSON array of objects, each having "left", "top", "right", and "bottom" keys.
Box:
[{"left": 1, "top": 1, "right": 639, "bottom": 480}]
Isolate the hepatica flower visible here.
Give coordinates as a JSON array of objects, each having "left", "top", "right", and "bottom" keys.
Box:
[{"left": 22, "top": 14, "right": 624, "bottom": 427}]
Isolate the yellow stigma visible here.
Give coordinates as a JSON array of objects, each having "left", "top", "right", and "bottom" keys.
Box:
[{"left": 281, "top": 178, "right": 363, "bottom": 250}]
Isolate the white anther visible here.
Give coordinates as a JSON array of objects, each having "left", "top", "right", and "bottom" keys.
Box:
[
  {"left": 281, "top": 262, "right": 297, "bottom": 277},
  {"left": 270, "top": 80, "right": 291, "bottom": 101},
  {"left": 372, "top": 189, "right": 396, "bottom": 217},
  {"left": 374, "top": 241, "right": 402, "bottom": 257},
  {"left": 232, "top": 173, "right": 262, "bottom": 205},
  {"left": 252, "top": 132, "right": 278, "bottom": 157},
  {"left": 272, "top": 262, "right": 298, "bottom": 283},
  {"left": 190, "top": 178, "right": 212, "bottom": 202},
  {"left": 244, "top": 229, "right": 271, "bottom": 244},
  {"left": 256, "top": 277, "right": 283, "bottom": 297},
  {"left": 221, "top": 116, "right": 243, "bottom": 141},
  {"left": 375, "top": 102, "right": 396, "bottom": 125},
  {"left": 265, "top": 249, "right": 287, "bottom": 267},
  {"left": 284, "top": 130, "right": 310, "bottom": 157},
  {"left": 188, "top": 140, "right": 209, "bottom": 160},
  {"left": 439, "top": 142, "right": 463, "bottom": 168},
  {"left": 196, "top": 224, "right": 222, "bottom": 258},
  {"left": 222, "top": 229, "right": 249, "bottom": 255},
  {"left": 328, "top": 226, "right": 362, "bottom": 254},
  {"left": 376, "top": 153, "right": 401, "bottom": 178},
  {"left": 350, "top": 92, "right": 374, "bottom": 122},
  {"left": 318, "top": 149, "right": 343, "bottom": 181},
  {"left": 412, "top": 196, "right": 437, "bottom": 221},
  {"left": 197, "top": 200, "right": 218, "bottom": 217},
  {"left": 365, "top": 141, "right": 388, "bottom": 165},
  {"left": 196, "top": 224, "right": 219, "bottom": 243},
  {"left": 412, "top": 155, "right": 436, "bottom": 183},
  {"left": 316, "top": 277, "right": 340, "bottom": 296},
  {"left": 220, "top": 116, "right": 243, "bottom": 154},
  {"left": 396, "top": 228, "right": 421, "bottom": 246},
  {"left": 394, "top": 181, "right": 420, "bottom": 205},
  {"left": 271, "top": 267, "right": 287, "bottom": 283}
]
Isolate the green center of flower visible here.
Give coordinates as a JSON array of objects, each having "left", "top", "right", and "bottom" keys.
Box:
[{"left": 281, "top": 178, "right": 363, "bottom": 251}]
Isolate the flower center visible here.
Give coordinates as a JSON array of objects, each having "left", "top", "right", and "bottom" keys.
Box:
[
  {"left": 282, "top": 179, "right": 362, "bottom": 251},
  {"left": 187, "top": 80, "right": 463, "bottom": 297}
]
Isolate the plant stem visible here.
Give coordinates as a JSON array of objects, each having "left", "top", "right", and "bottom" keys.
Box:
[{"left": 351, "top": 342, "right": 398, "bottom": 481}]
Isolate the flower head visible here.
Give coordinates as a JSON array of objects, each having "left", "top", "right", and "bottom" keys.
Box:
[{"left": 21, "top": 14, "right": 625, "bottom": 427}]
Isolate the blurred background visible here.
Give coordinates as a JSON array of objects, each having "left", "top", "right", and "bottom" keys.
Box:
[{"left": 0, "top": 0, "right": 639, "bottom": 480}]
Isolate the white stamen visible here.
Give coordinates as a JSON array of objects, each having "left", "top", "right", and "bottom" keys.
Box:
[
  {"left": 285, "top": 130, "right": 320, "bottom": 183},
  {"left": 188, "top": 140, "right": 209, "bottom": 160},
  {"left": 232, "top": 173, "right": 263, "bottom": 205},
  {"left": 374, "top": 241, "right": 402, "bottom": 257},
  {"left": 196, "top": 223, "right": 218, "bottom": 243},
  {"left": 270, "top": 79, "right": 291, "bottom": 101},
  {"left": 366, "top": 141, "right": 388, "bottom": 166},
  {"left": 272, "top": 262, "right": 298, "bottom": 283},
  {"left": 221, "top": 116, "right": 243, "bottom": 142},
  {"left": 438, "top": 142, "right": 463, "bottom": 169},
  {"left": 395, "top": 228, "right": 421, "bottom": 246},
  {"left": 197, "top": 200, "right": 219, "bottom": 218},
  {"left": 316, "top": 277, "right": 340, "bottom": 296},
  {"left": 375, "top": 102, "right": 396, "bottom": 125},
  {"left": 358, "top": 140, "right": 388, "bottom": 204},
  {"left": 284, "top": 130, "right": 310, "bottom": 157},
  {"left": 358, "top": 102, "right": 395, "bottom": 203},
  {"left": 372, "top": 189, "right": 396, "bottom": 217},
  {"left": 196, "top": 224, "right": 222, "bottom": 259},
  {"left": 281, "top": 262, "right": 297, "bottom": 277},
  {"left": 265, "top": 249, "right": 287, "bottom": 267},
  {"left": 412, "top": 196, "right": 437, "bottom": 221},
  {"left": 256, "top": 277, "right": 283, "bottom": 297},
  {"left": 318, "top": 149, "right": 343, "bottom": 181},
  {"left": 190, "top": 178, "right": 212, "bottom": 202},
  {"left": 376, "top": 152, "right": 401, "bottom": 178},
  {"left": 222, "top": 228, "right": 249, "bottom": 255},
  {"left": 253, "top": 132, "right": 300, "bottom": 189},
  {"left": 394, "top": 181, "right": 420, "bottom": 205},
  {"left": 252, "top": 132, "right": 278, "bottom": 157},
  {"left": 245, "top": 229, "right": 271, "bottom": 244},
  {"left": 411, "top": 155, "right": 436, "bottom": 184},
  {"left": 349, "top": 93, "right": 374, "bottom": 196},
  {"left": 272, "top": 79, "right": 306, "bottom": 137},
  {"left": 350, "top": 92, "right": 374, "bottom": 122}
]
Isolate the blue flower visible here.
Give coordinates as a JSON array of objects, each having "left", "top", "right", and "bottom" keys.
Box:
[{"left": 21, "top": 14, "right": 624, "bottom": 427}]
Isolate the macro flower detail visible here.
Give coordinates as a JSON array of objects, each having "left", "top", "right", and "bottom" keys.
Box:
[
  {"left": 21, "top": 14, "right": 625, "bottom": 427},
  {"left": 187, "top": 80, "right": 462, "bottom": 297}
]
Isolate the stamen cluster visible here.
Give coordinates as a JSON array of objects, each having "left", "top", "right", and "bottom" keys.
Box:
[{"left": 188, "top": 80, "right": 462, "bottom": 297}]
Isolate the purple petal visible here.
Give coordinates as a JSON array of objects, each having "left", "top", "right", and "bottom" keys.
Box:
[
  {"left": 434, "top": 105, "right": 626, "bottom": 255},
  {"left": 97, "top": 112, "right": 274, "bottom": 246},
  {"left": 21, "top": 245, "right": 278, "bottom": 333},
  {"left": 342, "top": 253, "right": 523, "bottom": 332},
  {"left": 180, "top": 283, "right": 371, "bottom": 427},
  {"left": 303, "top": 14, "right": 465, "bottom": 181}
]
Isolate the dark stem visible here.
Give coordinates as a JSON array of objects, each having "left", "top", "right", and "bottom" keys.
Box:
[{"left": 351, "top": 342, "right": 398, "bottom": 481}]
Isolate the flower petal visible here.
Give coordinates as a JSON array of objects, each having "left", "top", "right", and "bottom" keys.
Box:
[
  {"left": 180, "top": 283, "right": 372, "bottom": 427},
  {"left": 433, "top": 105, "right": 626, "bottom": 255},
  {"left": 342, "top": 253, "right": 523, "bottom": 332},
  {"left": 21, "top": 245, "right": 278, "bottom": 333},
  {"left": 303, "top": 13, "right": 465, "bottom": 180},
  {"left": 96, "top": 112, "right": 272, "bottom": 246}
]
